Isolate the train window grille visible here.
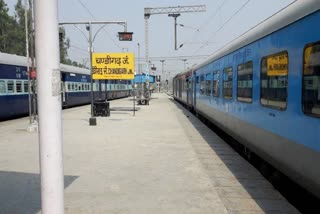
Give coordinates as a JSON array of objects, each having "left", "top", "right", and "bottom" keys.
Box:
[
  {"left": 184, "top": 80, "right": 188, "bottom": 93},
  {"left": 7, "top": 81, "right": 14, "bottom": 93},
  {"left": 302, "top": 42, "right": 320, "bottom": 117},
  {"left": 179, "top": 79, "right": 182, "bottom": 98},
  {"left": 16, "top": 81, "right": 22, "bottom": 93},
  {"left": 206, "top": 73, "right": 212, "bottom": 96},
  {"left": 212, "top": 70, "right": 220, "bottom": 97},
  {"left": 23, "top": 81, "right": 28, "bottom": 93},
  {"left": 237, "top": 61, "right": 253, "bottom": 103},
  {"left": 177, "top": 80, "right": 179, "bottom": 97},
  {"left": 200, "top": 75, "right": 205, "bottom": 95},
  {"left": 0, "top": 80, "right": 6, "bottom": 94},
  {"left": 260, "top": 51, "right": 288, "bottom": 110},
  {"left": 223, "top": 67, "right": 233, "bottom": 99},
  {"left": 96, "top": 83, "right": 100, "bottom": 91}
]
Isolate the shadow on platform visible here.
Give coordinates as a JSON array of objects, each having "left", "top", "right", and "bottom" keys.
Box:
[
  {"left": 110, "top": 107, "right": 141, "bottom": 112},
  {"left": 0, "top": 171, "right": 78, "bottom": 214}
]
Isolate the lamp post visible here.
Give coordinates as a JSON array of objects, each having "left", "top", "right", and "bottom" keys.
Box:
[
  {"left": 168, "top": 13, "right": 181, "bottom": 50},
  {"left": 59, "top": 21, "right": 128, "bottom": 126},
  {"left": 160, "top": 60, "right": 165, "bottom": 92},
  {"left": 137, "top": 43, "right": 141, "bottom": 75},
  {"left": 181, "top": 59, "right": 187, "bottom": 71},
  {"left": 87, "top": 23, "right": 96, "bottom": 125}
]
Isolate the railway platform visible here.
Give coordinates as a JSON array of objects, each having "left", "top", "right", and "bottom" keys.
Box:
[{"left": 0, "top": 93, "right": 298, "bottom": 213}]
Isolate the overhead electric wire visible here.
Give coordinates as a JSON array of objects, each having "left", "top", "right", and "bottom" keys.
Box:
[
  {"left": 193, "top": 0, "right": 252, "bottom": 55},
  {"left": 191, "top": 0, "right": 228, "bottom": 40},
  {"left": 69, "top": 44, "right": 88, "bottom": 53},
  {"left": 77, "top": 0, "right": 122, "bottom": 51},
  {"left": 136, "top": 54, "right": 209, "bottom": 62},
  {"left": 178, "top": 0, "right": 228, "bottom": 50}
]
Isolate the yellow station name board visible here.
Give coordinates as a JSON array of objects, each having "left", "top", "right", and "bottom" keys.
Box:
[
  {"left": 267, "top": 52, "right": 288, "bottom": 76},
  {"left": 92, "top": 53, "right": 135, "bottom": 80}
]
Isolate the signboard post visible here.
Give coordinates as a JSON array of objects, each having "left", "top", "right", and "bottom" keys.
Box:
[
  {"left": 92, "top": 53, "right": 135, "bottom": 80},
  {"left": 92, "top": 52, "right": 135, "bottom": 116}
]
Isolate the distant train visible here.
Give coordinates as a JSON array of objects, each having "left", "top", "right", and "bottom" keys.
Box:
[
  {"left": 173, "top": 0, "right": 320, "bottom": 198},
  {"left": 0, "top": 52, "right": 132, "bottom": 120}
]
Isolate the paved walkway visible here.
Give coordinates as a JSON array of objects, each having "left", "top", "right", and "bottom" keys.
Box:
[{"left": 0, "top": 93, "right": 298, "bottom": 213}]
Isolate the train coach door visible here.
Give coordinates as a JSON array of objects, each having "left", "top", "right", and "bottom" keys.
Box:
[
  {"left": 61, "top": 73, "right": 67, "bottom": 106},
  {"left": 187, "top": 76, "right": 193, "bottom": 106},
  {"left": 193, "top": 73, "right": 197, "bottom": 109},
  {"left": 100, "top": 80, "right": 106, "bottom": 100},
  {"left": 61, "top": 82, "right": 66, "bottom": 105}
]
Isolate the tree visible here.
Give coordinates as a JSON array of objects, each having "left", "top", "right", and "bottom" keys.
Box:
[
  {"left": 59, "top": 27, "right": 70, "bottom": 64},
  {"left": 0, "top": 0, "right": 16, "bottom": 53},
  {"left": 13, "top": 0, "right": 27, "bottom": 55},
  {"left": 0, "top": 1, "right": 84, "bottom": 68}
]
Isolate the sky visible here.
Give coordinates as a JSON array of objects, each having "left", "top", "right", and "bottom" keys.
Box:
[{"left": 6, "top": 0, "right": 296, "bottom": 78}]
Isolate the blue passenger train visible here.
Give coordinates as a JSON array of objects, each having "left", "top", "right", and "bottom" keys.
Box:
[
  {"left": 173, "top": 0, "right": 320, "bottom": 198},
  {"left": 0, "top": 52, "right": 132, "bottom": 120}
]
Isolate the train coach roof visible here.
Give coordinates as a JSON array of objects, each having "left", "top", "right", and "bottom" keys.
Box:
[
  {"left": 0, "top": 52, "right": 28, "bottom": 67},
  {"left": 174, "top": 70, "right": 192, "bottom": 79},
  {"left": 193, "top": 0, "right": 320, "bottom": 71},
  {"left": 0, "top": 52, "right": 90, "bottom": 75},
  {"left": 60, "top": 64, "right": 90, "bottom": 75}
]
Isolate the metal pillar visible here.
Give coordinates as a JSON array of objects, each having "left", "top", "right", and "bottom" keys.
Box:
[
  {"left": 144, "top": 5, "right": 206, "bottom": 51},
  {"left": 182, "top": 59, "right": 187, "bottom": 71},
  {"left": 160, "top": 60, "right": 165, "bottom": 92},
  {"left": 144, "top": 17, "right": 150, "bottom": 97},
  {"left": 87, "top": 22, "right": 96, "bottom": 125},
  {"left": 34, "top": 0, "right": 64, "bottom": 213},
  {"left": 138, "top": 43, "right": 141, "bottom": 75},
  {"left": 168, "top": 14, "right": 180, "bottom": 50},
  {"left": 144, "top": 17, "right": 149, "bottom": 78},
  {"left": 24, "top": 0, "right": 31, "bottom": 124}
]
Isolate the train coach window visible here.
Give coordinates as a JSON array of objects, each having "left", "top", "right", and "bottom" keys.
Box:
[
  {"left": 7, "top": 81, "right": 14, "bottom": 93},
  {"left": 237, "top": 61, "right": 253, "bottom": 102},
  {"left": 24, "top": 81, "right": 28, "bottom": 93},
  {"left": 223, "top": 67, "right": 233, "bottom": 99},
  {"left": 16, "top": 81, "right": 22, "bottom": 93},
  {"left": 303, "top": 42, "right": 320, "bottom": 117},
  {"left": 206, "top": 73, "right": 212, "bottom": 96},
  {"left": 0, "top": 80, "right": 6, "bottom": 93},
  {"left": 212, "top": 70, "right": 220, "bottom": 97},
  {"left": 260, "top": 51, "right": 288, "bottom": 110},
  {"left": 200, "top": 75, "right": 205, "bottom": 95}
]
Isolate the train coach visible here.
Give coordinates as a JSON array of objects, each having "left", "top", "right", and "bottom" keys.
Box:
[
  {"left": 173, "top": 0, "right": 320, "bottom": 198},
  {"left": 0, "top": 52, "right": 132, "bottom": 120}
]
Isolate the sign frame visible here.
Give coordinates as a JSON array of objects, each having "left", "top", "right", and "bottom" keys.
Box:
[{"left": 92, "top": 52, "right": 135, "bottom": 80}]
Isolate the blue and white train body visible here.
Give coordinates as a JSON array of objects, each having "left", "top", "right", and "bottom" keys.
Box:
[
  {"left": 173, "top": 0, "right": 320, "bottom": 198},
  {"left": 0, "top": 52, "right": 132, "bottom": 120}
]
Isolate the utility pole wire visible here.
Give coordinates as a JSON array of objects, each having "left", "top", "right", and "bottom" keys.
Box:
[
  {"left": 178, "top": 0, "right": 228, "bottom": 50},
  {"left": 77, "top": 0, "right": 122, "bottom": 51},
  {"left": 191, "top": 0, "right": 228, "bottom": 41},
  {"left": 193, "top": 0, "right": 252, "bottom": 55}
]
